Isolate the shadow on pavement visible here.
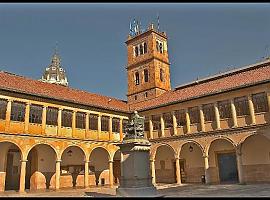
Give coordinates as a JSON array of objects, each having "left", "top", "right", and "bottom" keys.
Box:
[{"left": 85, "top": 192, "right": 116, "bottom": 197}]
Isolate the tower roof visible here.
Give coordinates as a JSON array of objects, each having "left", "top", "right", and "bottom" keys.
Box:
[{"left": 40, "top": 49, "right": 68, "bottom": 86}]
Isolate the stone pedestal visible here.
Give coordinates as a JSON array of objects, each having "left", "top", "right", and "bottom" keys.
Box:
[{"left": 116, "top": 138, "right": 158, "bottom": 197}]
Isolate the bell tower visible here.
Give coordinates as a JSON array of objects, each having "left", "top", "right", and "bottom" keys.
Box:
[{"left": 126, "top": 21, "right": 171, "bottom": 104}]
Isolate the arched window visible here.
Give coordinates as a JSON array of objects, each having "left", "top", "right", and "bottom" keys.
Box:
[
  {"left": 160, "top": 68, "right": 164, "bottom": 82},
  {"left": 159, "top": 42, "right": 163, "bottom": 53},
  {"left": 144, "top": 69, "right": 149, "bottom": 82},
  {"left": 135, "top": 46, "right": 139, "bottom": 57},
  {"left": 156, "top": 41, "right": 159, "bottom": 51},
  {"left": 139, "top": 44, "right": 143, "bottom": 55},
  {"left": 144, "top": 43, "right": 147, "bottom": 53},
  {"left": 135, "top": 72, "right": 140, "bottom": 85}
]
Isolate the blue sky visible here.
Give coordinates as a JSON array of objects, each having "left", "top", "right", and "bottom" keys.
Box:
[{"left": 0, "top": 3, "right": 270, "bottom": 100}]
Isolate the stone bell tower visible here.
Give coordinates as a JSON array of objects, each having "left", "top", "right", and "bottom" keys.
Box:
[{"left": 126, "top": 20, "right": 171, "bottom": 104}]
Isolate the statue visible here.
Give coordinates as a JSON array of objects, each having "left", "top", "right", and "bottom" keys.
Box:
[{"left": 124, "top": 111, "right": 145, "bottom": 139}]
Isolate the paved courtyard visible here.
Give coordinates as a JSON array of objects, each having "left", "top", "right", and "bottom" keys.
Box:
[{"left": 1, "top": 183, "right": 270, "bottom": 197}]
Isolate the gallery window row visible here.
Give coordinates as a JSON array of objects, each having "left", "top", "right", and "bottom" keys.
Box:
[
  {"left": 134, "top": 42, "right": 147, "bottom": 57},
  {"left": 144, "top": 92, "right": 269, "bottom": 130},
  {"left": 0, "top": 100, "right": 129, "bottom": 133}
]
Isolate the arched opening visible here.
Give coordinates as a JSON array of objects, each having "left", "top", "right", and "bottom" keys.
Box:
[
  {"left": 135, "top": 72, "right": 140, "bottom": 85},
  {"left": 113, "top": 150, "right": 121, "bottom": 185},
  {"left": 135, "top": 46, "right": 139, "bottom": 57},
  {"left": 160, "top": 68, "right": 164, "bottom": 82},
  {"left": 139, "top": 44, "right": 143, "bottom": 55},
  {"left": 179, "top": 142, "right": 204, "bottom": 183},
  {"left": 25, "top": 144, "right": 57, "bottom": 191},
  {"left": 208, "top": 139, "right": 238, "bottom": 184},
  {"left": 89, "top": 147, "right": 110, "bottom": 186},
  {"left": 241, "top": 134, "right": 270, "bottom": 183},
  {"left": 60, "top": 146, "right": 85, "bottom": 189},
  {"left": 0, "top": 142, "right": 22, "bottom": 191},
  {"left": 154, "top": 145, "right": 176, "bottom": 184},
  {"left": 143, "top": 42, "right": 147, "bottom": 53},
  {"left": 144, "top": 69, "right": 149, "bottom": 83}
]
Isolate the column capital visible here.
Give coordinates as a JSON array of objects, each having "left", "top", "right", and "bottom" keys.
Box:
[
  {"left": 7, "top": 98, "right": 13, "bottom": 102},
  {"left": 58, "top": 107, "right": 63, "bottom": 111},
  {"left": 26, "top": 102, "right": 31, "bottom": 106},
  {"left": 43, "top": 105, "right": 48, "bottom": 108},
  {"left": 84, "top": 160, "right": 90, "bottom": 163},
  {"left": 56, "top": 159, "right": 62, "bottom": 163},
  {"left": 175, "top": 157, "right": 180, "bottom": 161},
  {"left": 150, "top": 158, "right": 155, "bottom": 162},
  {"left": 108, "top": 160, "right": 114, "bottom": 163},
  {"left": 20, "top": 159, "right": 28, "bottom": 162},
  {"left": 73, "top": 109, "right": 78, "bottom": 113}
]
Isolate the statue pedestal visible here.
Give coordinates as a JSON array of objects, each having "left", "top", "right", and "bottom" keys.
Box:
[{"left": 116, "top": 138, "right": 158, "bottom": 197}]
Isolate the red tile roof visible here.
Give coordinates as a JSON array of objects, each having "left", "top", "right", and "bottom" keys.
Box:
[
  {"left": 0, "top": 71, "right": 129, "bottom": 113},
  {"left": 1, "top": 60, "right": 270, "bottom": 113},
  {"left": 129, "top": 60, "right": 270, "bottom": 111}
]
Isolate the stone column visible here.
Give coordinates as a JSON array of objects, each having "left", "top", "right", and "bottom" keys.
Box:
[
  {"left": 19, "top": 159, "right": 27, "bottom": 193},
  {"left": 98, "top": 114, "right": 101, "bottom": 140},
  {"left": 57, "top": 108, "right": 62, "bottom": 136},
  {"left": 203, "top": 154, "right": 210, "bottom": 184},
  {"left": 160, "top": 114, "right": 165, "bottom": 137},
  {"left": 266, "top": 91, "right": 270, "bottom": 111},
  {"left": 248, "top": 95, "right": 256, "bottom": 125},
  {"left": 72, "top": 110, "right": 76, "bottom": 137},
  {"left": 150, "top": 159, "right": 156, "bottom": 185},
  {"left": 119, "top": 118, "right": 123, "bottom": 142},
  {"left": 175, "top": 158, "right": 181, "bottom": 185},
  {"left": 236, "top": 147, "right": 244, "bottom": 184},
  {"left": 199, "top": 105, "right": 205, "bottom": 132},
  {"left": 55, "top": 159, "right": 61, "bottom": 190},
  {"left": 230, "top": 99, "right": 238, "bottom": 128},
  {"left": 149, "top": 116, "right": 153, "bottom": 139},
  {"left": 84, "top": 160, "right": 89, "bottom": 188},
  {"left": 5, "top": 99, "right": 12, "bottom": 131},
  {"left": 24, "top": 102, "right": 30, "bottom": 133},
  {"left": 172, "top": 111, "right": 178, "bottom": 136},
  {"left": 109, "top": 160, "right": 114, "bottom": 187},
  {"left": 85, "top": 112, "right": 89, "bottom": 139},
  {"left": 41, "top": 105, "right": 47, "bottom": 134},
  {"left": 109, "top": 116, "right": 113, "bottom": 141},
  {"left": 185, "top": 108, "right": 191, "bottom": 134},
  {"left": 214, "top": 102, "right": 221, "bottom": 130}
]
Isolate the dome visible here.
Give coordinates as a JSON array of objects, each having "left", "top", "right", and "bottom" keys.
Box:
[{"left": 40, "top": 52, "right": 68, "bottom": 86}]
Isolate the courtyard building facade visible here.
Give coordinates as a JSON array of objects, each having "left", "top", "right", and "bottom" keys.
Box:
[{"left": 0, "top": 21, "right": 270, "bottom": 193}]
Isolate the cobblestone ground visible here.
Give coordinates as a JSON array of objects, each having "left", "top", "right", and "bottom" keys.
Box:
[{"left": 1, "top": 183, "right": 270, "bottom": 197}]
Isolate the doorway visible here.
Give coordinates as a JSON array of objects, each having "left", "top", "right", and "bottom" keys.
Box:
[{"left": 217, "top": 152, "right": 239, "bottom": 183}]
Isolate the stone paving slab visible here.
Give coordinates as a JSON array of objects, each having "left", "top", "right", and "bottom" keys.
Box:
[{"left": 1, "top": 184, "right": 270, "bottom": 197}]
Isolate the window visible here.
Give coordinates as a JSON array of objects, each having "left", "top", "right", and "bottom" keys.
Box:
[
  {"left": 252, "top": 92, "right": 269, "bottom": 113},
  {"left": 29, "top": 104, "right": 42, "bottom": 124},
  {"left": 101, "top": 116, "right": 109, "bottom": 131},
  {"left": 218, "top": 100, "right": 231, "bottom": 119},
  {"left": 202, "top": 104, "right": 215, "bottom": 122},
  {"left": 152, "top": 115, "right": 161, "bottom": 130},
  {"left": 89, "top": 114, "right": 98, "bottom": 130},
  {"left": 144, "top": 69, "right": 149, "bottom": 82},
  {"left": 135, "top": 46, "right": 139, "bottom": 57},
  {"left": 135, "top": 72, "right": 140, "bottom": 85},
  {"left": 234, "top": 96, "right": 249, "bottom": 116},
  {"left": 139, "top": 44, "right": 143, "bottom": 55},
  {"left": 163, "top": 112, "right": 173, "bottom": 128},
  {"left": 156, "top": 41, "right": 159, "bottom": 51},
  {"left": 46, "top": 107, "right": 58, "bottom": 126},
  {"left": 76, "top": 112, "right": 86, "bottom": 129},
  {"left": 160, "top": 68, "right": 164, "bottom": 82},
  {"left": 144, "top": 42, "right": 147, "bottom": 53},
  {"left": 145, "top": 92, "right": 148, "bottom": 98},
  {"left": 144, "top": 116, "right": 149, "bottom": 131},
  {"left": 62, "top": 110, "right": 72, "bottom": 128},
  {"left": 189, "top": 107, "right": 200, "bottom": 124},
  {"left": 159, "top": 42, "right": 163, "bottom": 53},
  {"left": 135, "top": 95, "right": 137, "bottom": 100},
  {"left": 112, "top": 118, "right": 120, "bottom": 133},
  {"left": 11, "top": 101, "right": 25, "bottom": 122},
  {"left": 0, "top": 99, "right": 7, "bottom": 120},
  {"left": 175, "top": 109, "right": 186, "bottom": 126}
]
